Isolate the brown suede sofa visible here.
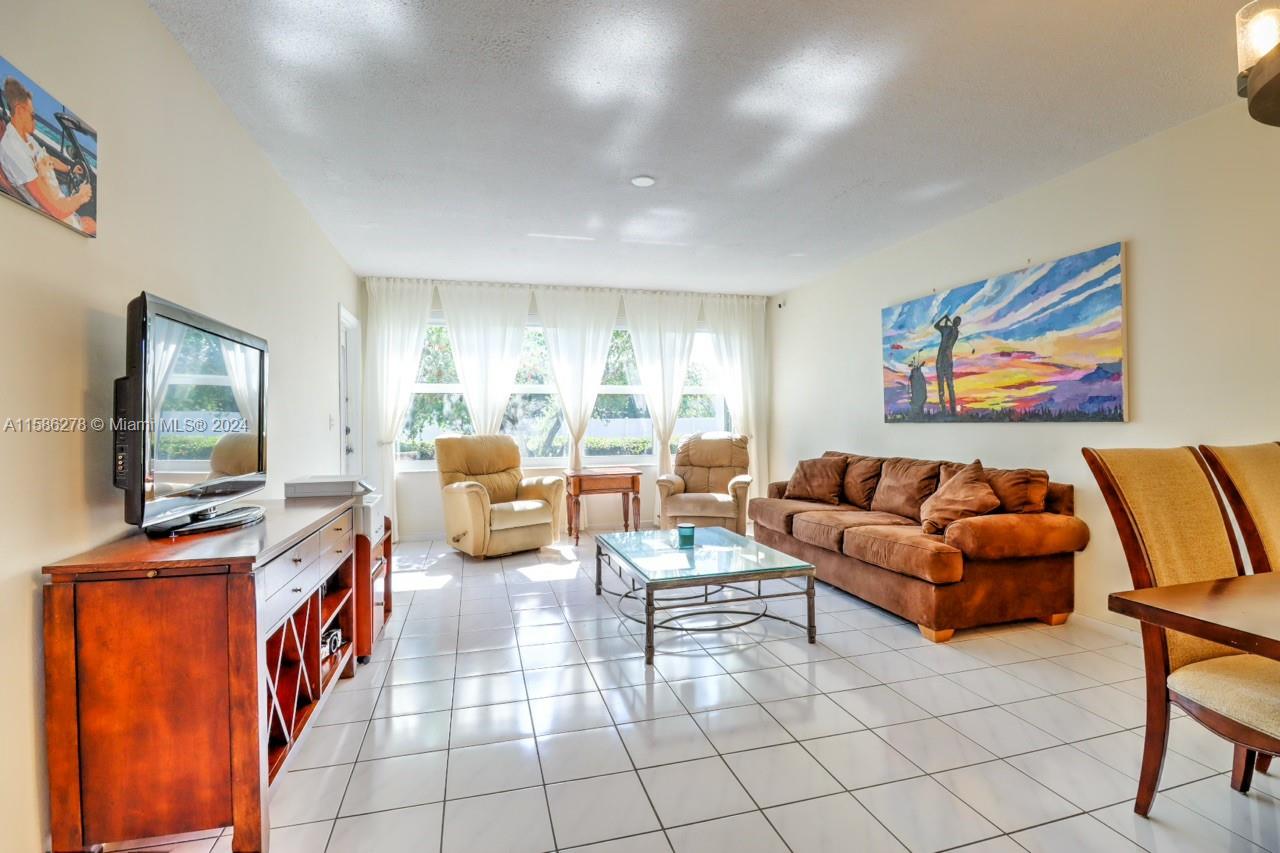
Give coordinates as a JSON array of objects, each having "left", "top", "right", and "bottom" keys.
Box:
[{"left": 750, "top": 452, "right": 1090, "bottom": 642}]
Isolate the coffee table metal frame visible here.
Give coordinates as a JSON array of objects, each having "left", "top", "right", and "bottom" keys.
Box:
[{"left": 594, "top": 532, "right": 817, "bottom": 664}]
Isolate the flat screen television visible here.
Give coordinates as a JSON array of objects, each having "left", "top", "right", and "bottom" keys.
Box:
[{"left": 113, "top": 292, "right": 268, "bottom": 536}]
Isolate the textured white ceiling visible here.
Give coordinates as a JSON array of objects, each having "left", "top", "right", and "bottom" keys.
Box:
[{"left": 151, "top": 0, "right": 1243, "bottom": 294}]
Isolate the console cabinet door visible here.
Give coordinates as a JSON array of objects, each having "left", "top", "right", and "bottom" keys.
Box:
[{"left": 76, "top": 573, "right": 234, "bottom": 841}]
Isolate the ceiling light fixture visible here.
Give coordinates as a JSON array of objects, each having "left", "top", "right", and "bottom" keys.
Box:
[
  {"left": 630, "top": 175, "right": 656, "bottom": 188},
  {"left": 1237, "top": 1, "right": 1280, "bottom": 126}
]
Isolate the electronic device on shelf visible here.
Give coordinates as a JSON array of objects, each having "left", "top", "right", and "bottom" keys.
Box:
[
  {"left": 321, "top": 628, "right": 343, "bottom": 657},
  {"left": 113, "top": 292, "right": 268, "bottom": 537}
]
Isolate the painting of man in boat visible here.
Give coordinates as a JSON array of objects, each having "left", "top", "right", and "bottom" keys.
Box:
[{"left": 0, "top": 54, "right": 97, "bottom": 236}]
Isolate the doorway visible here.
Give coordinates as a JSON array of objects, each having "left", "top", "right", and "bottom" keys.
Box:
[{"left": 338, "top": 305, "right": 363, "bottom": 475}]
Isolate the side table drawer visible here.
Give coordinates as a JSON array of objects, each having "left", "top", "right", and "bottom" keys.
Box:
[{"left": 576, "top": 475, "right": 636, "bottom": 494}]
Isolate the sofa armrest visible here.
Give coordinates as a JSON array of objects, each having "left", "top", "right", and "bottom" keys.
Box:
[
  {"left": 656, "top": 474, "right": 686, "bottom": 499},
  {"left": 518, "top": 476, "right": 566, "bottom": 541},
  {"left": 768, "top": 480, "right": 788, "bottom": 499},
  {"left": 945, "top": 513, "right": 1091, "bottom": 561},
  {"left": 442, "top": 481, "right": 491, "bottom": 557}
]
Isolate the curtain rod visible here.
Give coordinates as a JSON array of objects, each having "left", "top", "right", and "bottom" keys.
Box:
[{"left": 363, "top": 277, "right": 766, "bottom": 302}]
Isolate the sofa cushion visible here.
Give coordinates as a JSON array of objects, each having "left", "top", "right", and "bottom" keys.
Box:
[
  {"left": 842, "top": 525, "right": 964, "bottom": 584},
  {"left": 939, "top": 462, "right": 1052, "bottom": 515},
  {"left": 870, "top": 458, "right": 942, "bottom": 521},
  {"left": 784, "top": 457, "right": 847, "bottom": 505},
  {"left": 792, "top": 510, "right": 915, "bottom": 552},
  {"left": 844, "top": 456, "right": 886, "bottom": 509},
  {"left": 664, "top": 491, "right": 737, "bottom": 519},
  {"left": 750, "top": 497, "right": 855, "bottom": 534},
  {"left": 921, "top": 460, "right": 1000, "bottom": 534},
  {"left": 944, "top": 513, "right": 1091, "bottom": 560},
  {"left": 490, "top": 499, "right": 553, "bottom": 531},
  {"left": 822, "top": 451, "right": 886, "bottom": 509},
  {"left": 985, "top": 468, "right": 1050, "bottom": 513}
]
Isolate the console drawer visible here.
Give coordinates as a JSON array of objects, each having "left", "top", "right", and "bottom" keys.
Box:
[
  {"left": 321, "top": 510, "right": 353, "bottom": 554},
  {"left": 324, "top": 529, "right": 354, "bottom": 570},
  {"left": 262, "top": 562, "right": 318, "bottom": 632},
  {"left": 263, "top": 532, "right": 320, "bottom": 599}
]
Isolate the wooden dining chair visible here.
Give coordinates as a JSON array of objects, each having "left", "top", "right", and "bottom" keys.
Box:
[
  {"left": 1200, "top": 441, "right": 1280, "bottom": 776},
  {"left": 1083, "top": 446, "right": 1280, "bottom": 815}
]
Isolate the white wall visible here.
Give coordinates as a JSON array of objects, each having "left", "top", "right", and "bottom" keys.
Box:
[
  {"left": 768, "top": 102, "right": 1280, "bottom": 628},
  {"left": 0, "top": 2, "right": 359, "bottom": 849},
  {"left": 398, "top": 464, "right": 661, "bottom": 539}
]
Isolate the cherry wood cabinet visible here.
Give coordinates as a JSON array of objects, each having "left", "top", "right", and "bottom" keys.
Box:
[
  {"left": 355, "top": 518, "right": 393, "bottom": 661},
  {"left": 43, "top": 497, "right": 362, "bottom": 853}
]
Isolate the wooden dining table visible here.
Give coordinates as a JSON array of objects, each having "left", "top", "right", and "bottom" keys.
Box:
[{"left": 1109, "top": 571, "right": 1280, "bottom": 660}]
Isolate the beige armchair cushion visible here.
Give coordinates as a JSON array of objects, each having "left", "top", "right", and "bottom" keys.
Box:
[
  {"left": 674, "top": 432, "right": 749, "bottom": 493},
  {"left": 664, "top": 492, "right": 737, "bottom": 519},
  {"left": 436, "top": 435, "right": 564, "bottom": 557},
  {"left": 437, "top": 434, "right": 522, "bottom": 503},
  {"left": 491, "top": 499, "right": 554, "bottom": 530}
]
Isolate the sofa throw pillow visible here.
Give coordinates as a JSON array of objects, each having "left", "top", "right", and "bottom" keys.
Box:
[
  {"left": 921, "top": 460, "right": 1001, "bottom": 534},
  {"left": 986, "top": 468, "right": 1050, "bottom": 513},
  {"left": 784, "top": 457, "right": 847, "bottom": 505},
  {"left": 870, "top": 457, "right": 942, "bottom": 521},
  {"left": 842, "top": 455, "right": 885, "bottom": 509}
]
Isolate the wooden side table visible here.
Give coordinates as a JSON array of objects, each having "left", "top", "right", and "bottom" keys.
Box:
[{"left": 566, "top": 467, "right": 643, "bottom": 546}]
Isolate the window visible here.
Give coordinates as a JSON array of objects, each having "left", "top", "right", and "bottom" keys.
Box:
[
  {"left": 583, "top": 330, "right": 654, "bottom": 459},
  {"left": 398, "top": 323, "right": 730, "bottom": 468},
  {"left": 398, "top": 326, "right": 472, "bottom": 463},
  {"left": 671, "top": 331, "right": 731, "bottom": 453},
  {"left": 501, "top": 329, "right": 566, "bottom": 460},
  {"left": 154, "top": 327, "right": 239, "bottom": 469},
  {"left": 398, "top": 326, "right": 566, "bottom": 465}
]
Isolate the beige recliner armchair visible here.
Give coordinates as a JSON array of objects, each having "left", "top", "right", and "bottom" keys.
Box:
[
  {"left": 656, "top": 432, "right": 752, "bottom": 534},
  {"left": 437, "top": 435, "right": 565, "bottom": 558}
]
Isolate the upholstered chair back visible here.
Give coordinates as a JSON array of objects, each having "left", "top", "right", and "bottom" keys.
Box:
[
  {"left": 436, "top": 435, "right": 523, "bottom": 503},
  {"left": 674, "top": 432, "right": 749, "bottom": 494},
  {"left": 1083, "top": 447, "right": 1243, "bottom": 670},
  {"left": 1201, "top": 442, "right": 1280, "bottom": 574},
  {"left": 210, "top": 433, "right": 260, "bottom": 477}
]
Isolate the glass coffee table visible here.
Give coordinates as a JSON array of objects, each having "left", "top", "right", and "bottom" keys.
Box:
[{"left": 595, "top": 527, "right": 817, "bottom": 664}]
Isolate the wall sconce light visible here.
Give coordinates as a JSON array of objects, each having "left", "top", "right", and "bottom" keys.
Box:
[{"left": 1237, "top": 1, "right": 1280, "bottom": 125}]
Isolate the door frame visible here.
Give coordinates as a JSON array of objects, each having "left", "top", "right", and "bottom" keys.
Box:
[{"left": 338, "top": 304, "right": 363, "bottom": 475}]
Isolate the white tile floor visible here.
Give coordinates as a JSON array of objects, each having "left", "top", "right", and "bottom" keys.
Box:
[{"left": 123, "top": 534, "right": 1280, "bottom": 853}]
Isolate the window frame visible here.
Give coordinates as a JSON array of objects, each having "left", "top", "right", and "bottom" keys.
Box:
[{"left": 396, "top": 322, "right": 730, "bottom": 473}]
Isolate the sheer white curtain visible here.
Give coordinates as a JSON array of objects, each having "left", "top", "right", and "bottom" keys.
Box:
[
  {"left": 436, "top": 281, "right": 531, "bottom": 435},
  {"left": 148, "top": 317, "right": 189, "bottom": 413},
  {"left": 704, "top": 294, "right": 769, "bottom": 497},
  {"left": 534, "top": 287, "right": 619, "bottom": 471},
  {"left": 622, "top": 291, "right": 702, "bottom": 474},
  {"left": 366, "top": 277, "right": 435, "bottom": 539},
  {"left": 218, "top": 341, "right": 260, "bottom": 433}
]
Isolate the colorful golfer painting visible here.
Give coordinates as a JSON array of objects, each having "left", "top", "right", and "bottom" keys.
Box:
[
  {"left": 0, "top": 55, "right": 97, "bottom": 236},
  {"left": 882, "top": 243, "right": 1126, "bottom": 422}
]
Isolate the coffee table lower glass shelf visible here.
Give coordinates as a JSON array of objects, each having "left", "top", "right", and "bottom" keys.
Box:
[{"left": 594, "top": 527, "right": 817, "bottom": 664}]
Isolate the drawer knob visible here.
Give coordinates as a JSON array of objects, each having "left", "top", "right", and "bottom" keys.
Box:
[
  {"left": 290, "top": 587, "right": 303, "bottom": 593},
  {"left": 335, "top": 548, "right": 345, "bottom": 554},
  {"left": 292, "top": 556, "right": 303, "bottom": 563},
  {"left": 334, "top": 526, "right": 346, "bottom": 532}
]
